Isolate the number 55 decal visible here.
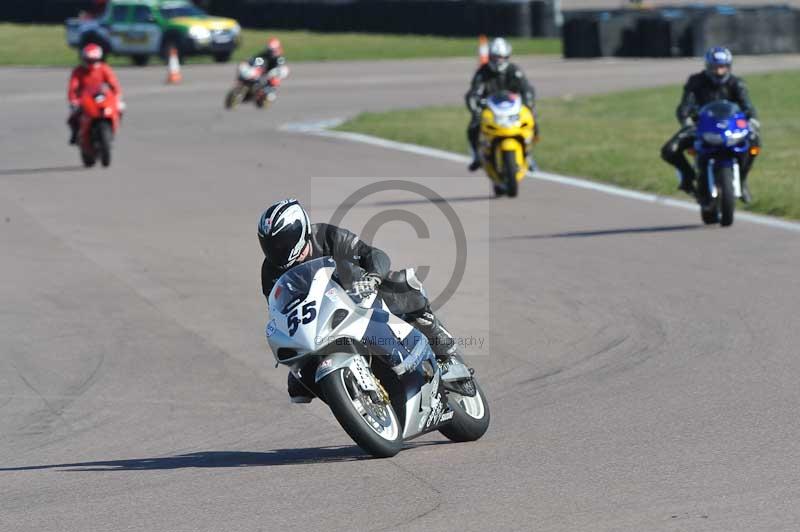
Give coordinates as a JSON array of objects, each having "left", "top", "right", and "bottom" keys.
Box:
[{"left": 287, "top": 300, "right": 317, "bottom": 336}]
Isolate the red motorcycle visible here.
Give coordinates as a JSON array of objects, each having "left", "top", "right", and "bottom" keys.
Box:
[{"left": 78, "top": 86, "right": 121, "bottom": 168}]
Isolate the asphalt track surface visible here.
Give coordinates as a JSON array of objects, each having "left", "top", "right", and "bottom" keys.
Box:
[{"left": 2, "top": 55, "right": 800, "bottom": 531}]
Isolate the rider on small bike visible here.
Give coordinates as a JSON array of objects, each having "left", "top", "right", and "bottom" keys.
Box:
[{"left": 67, "top": 43, "right": 122, "bottom": 145}]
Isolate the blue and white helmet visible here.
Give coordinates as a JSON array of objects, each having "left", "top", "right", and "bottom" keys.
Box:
[
  {"left": 258, "top": 198, "right": 311, "bottom": 270},
  {"left": 704, "top": 46, "right": 733, "bottom": 84}
]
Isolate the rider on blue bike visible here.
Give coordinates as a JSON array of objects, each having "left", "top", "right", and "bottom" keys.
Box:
[{"left": 661, "top": 47, "right": 760, "bottom": 202}]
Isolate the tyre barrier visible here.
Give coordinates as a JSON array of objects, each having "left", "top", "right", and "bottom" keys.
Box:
[{"left": 563, "top": 5, "right": 800, "bottom": 58}]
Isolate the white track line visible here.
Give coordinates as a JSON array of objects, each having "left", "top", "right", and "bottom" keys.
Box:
[{"left": 281, "top": 119, "right": 800, "bottom": 233}]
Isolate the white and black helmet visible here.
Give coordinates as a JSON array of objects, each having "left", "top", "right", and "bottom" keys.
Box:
[
  {"left": 258, "top": 198, "right": 311, "bottom": 270},
  {"left": 489, "top": 37, "right": 512, "bottom": 73}
]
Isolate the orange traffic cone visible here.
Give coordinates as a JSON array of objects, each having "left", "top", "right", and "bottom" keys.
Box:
[
  {"left": 166, "top": 46, "right": 182, "bottom": 85},
  {"left": 478, "top": 34, "right": 489, "bottom": 66}
]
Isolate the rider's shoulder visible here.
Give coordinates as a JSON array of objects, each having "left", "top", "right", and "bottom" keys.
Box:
[{"left": 686, "top": 71, "right": 707, "bottom": 87}]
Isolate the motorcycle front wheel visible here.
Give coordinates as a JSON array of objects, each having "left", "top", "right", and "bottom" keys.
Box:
[
  {"left": 439, "top": 379, "right": 490, "bottom": 442},
  {"left": 98, "top": 121, "right": 112, "bottom": 167},
  {"left": 501, "top": 150, "right": 519, "bottom": 198},
  {"left": 718, "top": 166, "right": 735, "bottom": 227},
  {"left": 225, "top": 86, "right": 245, "bottom": 110},
  {"left": 320, "top": 367, "right": 403, "bottom": 458}
]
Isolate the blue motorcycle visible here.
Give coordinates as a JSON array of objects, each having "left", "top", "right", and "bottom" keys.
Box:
[{"left": 693, "top": 100, "right": 753, "bottom": 227}]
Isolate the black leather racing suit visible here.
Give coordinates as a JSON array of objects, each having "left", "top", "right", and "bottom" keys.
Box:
[
  {"left": 262, "top": 223, "right": 457, "bottom": 397},
  {"left": 661, "top": 71, "right": 760, "bottom": 186},
  {"left": 465, "top": 63, "right": 537, "bottom": 159}
]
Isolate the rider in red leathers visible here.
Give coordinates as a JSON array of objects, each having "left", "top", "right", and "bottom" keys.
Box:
[{"left": 67, "top": 43, "right": 122, "bottom": 145}]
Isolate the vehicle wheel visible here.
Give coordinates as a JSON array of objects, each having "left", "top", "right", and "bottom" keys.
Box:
[
  {"left": 81, "top": 150, "right": 96, "bottom": 168},
  {"left": 319, "top": 367, "right": 403, "bottom": 458},
  {"left": 439, "top": 379, "right": 490, "bottom": 442},
  {"left": 224, "top": 88, "right": 240, "bottom": 110},
  {"left": 255, "top": 91, "right": 266, "bottom": 109},
  {"left": 718, "top": 166, "right": 735, "bottom": 227},
  {"left": 502, "top": 150, "right": 519, "bottom": 198},
  {"left": 213, "top": 51, "right": 232, "bottom": 63},
  {"left": 98, "top": 121, "right": 113, "bottom": 167},
  {"left": 131, "top": 54, "right": 149, "bottom": 67}
]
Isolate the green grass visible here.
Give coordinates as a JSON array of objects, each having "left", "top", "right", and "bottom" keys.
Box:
[
  {"left": 337, "top": 70, "right": 800, "bottom": 220},
  {"left": 0, "top": 23, "right": 560, "bottom": 66}
]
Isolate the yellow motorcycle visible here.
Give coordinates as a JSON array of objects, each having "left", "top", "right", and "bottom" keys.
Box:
[{"left": 478, "top": 91, "right": 536, "bottom": 197}]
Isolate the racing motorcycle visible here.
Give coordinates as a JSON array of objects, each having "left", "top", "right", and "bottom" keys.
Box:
[
  {"left": 266, "top": 256, "right": 490, "bottom": 458},
  {"left": 224, "top": 57, "right": 284, "bottom": 110},
  {"left": 692, "top": 100, "right": 759, "bottom": 227},
  {"left": 478, "top": 91, "right": 536, "bottom": 198},
  {"left": 78, "top": 85, "right": 121, "bottom": 168}
]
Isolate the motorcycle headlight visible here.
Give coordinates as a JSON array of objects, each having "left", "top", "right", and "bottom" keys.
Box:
[
  {"left": 189, "top": 26, "right": 211, "bottom": 41},
  {"left": 725, "top": 130, "right": 748, "bottom": 147},
  {"left": 702, "top": 132, "right": 724, "bottom": 145}
]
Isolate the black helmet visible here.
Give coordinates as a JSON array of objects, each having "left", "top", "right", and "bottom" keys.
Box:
[{"left": 258, "top": 198, "right": 311, "bottom": 270}]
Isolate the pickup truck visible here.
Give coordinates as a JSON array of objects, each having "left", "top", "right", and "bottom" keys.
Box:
[{"left": 66, "top": 0, "right": 241, "bottom": 66}]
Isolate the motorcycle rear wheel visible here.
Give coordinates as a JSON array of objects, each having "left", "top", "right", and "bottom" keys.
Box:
[
  {"left": 502, "top": 150, "right": 519, "bottom": 198},
  {"left": 320, "top": 367, "right": 403, "bottom": 458},
  {"left": 439, "top": 379, "right": 490, "bottom": 442}
]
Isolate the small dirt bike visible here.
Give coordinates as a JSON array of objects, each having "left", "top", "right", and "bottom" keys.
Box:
[{"left": 266, "top": 257, "right": 490, "bottom": 458}]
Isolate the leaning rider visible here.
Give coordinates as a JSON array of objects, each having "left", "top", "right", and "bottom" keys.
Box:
[{"left": 258, "top": 198, "right": 459, "bottom": 403}]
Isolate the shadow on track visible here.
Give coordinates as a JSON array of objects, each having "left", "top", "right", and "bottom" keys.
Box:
[
  {"left": 0, "top": 441, "right": 448, "bottom": 472},
  {"left": 500, "top": 224, "right": 702, "bottom": 240},
  {"left": 0, "top": 166, "right": 85, "bottom": 177}
]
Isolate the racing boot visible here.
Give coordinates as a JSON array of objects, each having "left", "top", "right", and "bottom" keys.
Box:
[
  {"left": 414, "top": 310, "right": 458, "bottom": 365},
  {"left": 677, "top": 169, "right": 696, "bottom": 195},
  {"left": 740, "top": 180, "right": 753, "bottom": 204}
]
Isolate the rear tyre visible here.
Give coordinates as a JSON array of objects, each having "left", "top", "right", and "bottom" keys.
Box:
[
  {"left": 98, "top": 121, "right": 112, "bottom": 167},
  {"left": 131, "top": 54, "right": 149, "bottom": 67},
  {"left": 718, "top": 166, "right": 735, "bottom": 227},
  {"left": 320, "top": 367, "right": 403, "bottom": 458},
  {"left": 439, "top": 380, "right": 490, "bottom": 442},
  {"left": 502, "top": 150, "right": 519, "bottom": 198}
]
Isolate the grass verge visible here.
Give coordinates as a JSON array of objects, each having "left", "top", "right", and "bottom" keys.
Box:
[
  {"left": 337, "top": 70, "right": 800, "bottom": 220},
  {"left": 0, "top": 23, "right": 560, "bottom": 66}
]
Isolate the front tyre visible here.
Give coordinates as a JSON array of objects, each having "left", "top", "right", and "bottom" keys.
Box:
[
  {"left": 439, "top": 380, "right": 490, "bottom": 442},
  {"left": 97, "top": 121, "right": 113, "bottom": 167},
  {"left": 718, "top": 166, "right": 735, "bottom": 227},
  {"left": 502, "top": 150, "right": 519, "bottom": 198},
  {"left": 319, "top": 367, "right": 403, "bottom": 458}
]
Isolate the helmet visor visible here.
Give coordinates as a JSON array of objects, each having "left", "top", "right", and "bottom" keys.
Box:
[{"left": 265, "top": 220, "right": 306, "bottom": 269}]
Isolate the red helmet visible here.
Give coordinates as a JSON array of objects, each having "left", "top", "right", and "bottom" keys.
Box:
[
  {"left": 267, "top": 37, "right": 283, "bottom": 56},
  {"left": 82, "top": 43, "right": 103, "bottom": 64}
]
